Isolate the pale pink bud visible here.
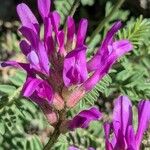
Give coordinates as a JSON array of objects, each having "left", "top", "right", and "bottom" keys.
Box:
[
  {"left": 45, "top": 111, "right": 58, "bottom": 125},
  {"left": 53, "top": 93, "right": 65, "bottom": 110},
  {"left": 66, "top": 87, "right": 85, "bottom": 108},
  {"left": 40, "top": 103, "right": 58, "bottom": 125}
]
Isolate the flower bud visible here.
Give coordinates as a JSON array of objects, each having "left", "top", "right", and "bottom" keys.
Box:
[
  {"left": 66, "top": 87, "right": 85, "bottom": 108},
  {"left": 53, "top": 93, "right": 65, "bottom": 111}
]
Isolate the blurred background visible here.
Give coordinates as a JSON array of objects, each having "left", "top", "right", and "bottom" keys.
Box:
[{"left": 0, "top": 0, "right": 150, "bottom": 21}]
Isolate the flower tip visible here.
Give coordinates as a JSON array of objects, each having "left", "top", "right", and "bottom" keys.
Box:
[
  {"left": 16, "top": 3, "right": 27, "bottom": 14},
  {"left": 68, "top": 107, "right": 102, "bottom": 131},
  {"left": 114, "top": 20, "right": 123, "bottom": 28},
  {"left": 79, "top": 18, "right": 88, "bottom": 29},
  {"left": 68, "top": 146, "right": 80, "bottom": 150},
  {"left": 0, "top": 62, "right": 7, "bottom": 67},
  {"left": 90, "top": 107, "right": 102, "bottom": 119},
  {"left": 16, "top": 2, "right": 26, "bottom": 8},
  {"left": 0, "top": 62, "right": 3, "bottom": 68},
  {"left": 37, "top": 0, "right": 51, "bottom": 19}
]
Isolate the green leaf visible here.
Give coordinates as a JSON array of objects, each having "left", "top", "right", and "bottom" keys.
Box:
[
  {"left": 9, "top": 71, "right": 26, "bottom": 86},
  {"left": 0, "top": 121, "right": 5, "bottom": 135},
  {"left": 118, "top": 16, "right": 150, "bottom": 48},
  {"left": 32, "top": 136, "right": 43, "bottom": 150},
  {"left": 0, "top": 85, "right": 16, "bottom": 95},
  {"left": 53, "top": 134, "right": 68, "bottom": 150}
]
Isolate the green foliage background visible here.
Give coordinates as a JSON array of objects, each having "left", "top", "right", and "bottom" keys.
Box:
[{"left": 0, "top": 0, "right": 150, "bottom": 149}]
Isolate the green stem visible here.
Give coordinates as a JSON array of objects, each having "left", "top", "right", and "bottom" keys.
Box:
[
  {"left": 43, "top": 110, "right": 66, "bottom": 150},
  {"left": 9, "top": 86, "right": 22, "bottom": 103},
  {"left": 87, "top": 0, "right": 126, "bottom": 45},
  {"left": 43, "top": 125, "right": 61, "bottom": 150}
]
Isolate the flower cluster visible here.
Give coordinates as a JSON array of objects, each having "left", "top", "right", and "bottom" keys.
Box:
[
  {"left": 2, "top": 0, "right": 132, "bottom": 122},
  {"left": 1, "top": 0, "right": 135, "bottom": 148}
]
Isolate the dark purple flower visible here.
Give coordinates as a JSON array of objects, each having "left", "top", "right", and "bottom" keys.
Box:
[
  {"left": 104, "top": 96, "right": 150, "bottom": 150},
  {"left": 68, "top": 107, "right": 102, "bottom": 131}
]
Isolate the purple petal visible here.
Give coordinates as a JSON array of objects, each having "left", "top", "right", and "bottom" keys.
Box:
[
  {"left": 114, "top": 128, "right": 126, "bottom": 149},
  {"left": 20, "top": 40, "right": 31, "bottom": 56},
  {"left": 38, "top": 0, "right": 51, "bottom": 19},
  {"left": 27, "top": 50, "right": 39, "bottom": 66},
  {"left": 38, "top": 42, "right": 50, "bottom": 75},
  {"left": 68, "top": 107, "right": 102, "bottom": 130},
  {"left": 87, "top": 21, "right": 123, "bottom": 73},
  {"left": 126, "top": 125, "right": 136, "bottom": 150},
  {"left": 63, "top": 46, "right": 88, "bottom": 86},
  {"left": 22, "top": 77, "right": 42, "bottom": 97},
  {"left": 135, "top": 100, "right": 150, "bottom": 149},
  {"left": 76, "top": 19, "right": 88, "bottom": 47},
  {"left": 88, "top": 148, "right": 95, "bottom": 150},
  {"left": 67, "top": 16, "right": 75, "bottom": 42},
  {"left": 1, "top": 61, "right": 35, "bottom": 76},
  {"left": 104, "top": 123, "right": 113, "bottom": 150},
  {"left": 37, "top": 81, "right": 53, "bottom": 102},
  {"left": 23, "top": 76, "right": 53, "bottom": 103},
  {"left": 113, "top": 96, "right": 132, "bottom": 136},
  {"left": 57, "top": 30, "right": 65, "bottom": 54},
  {"left": 44, "top": 18, "right": 54, "bottom": 55},
  {"left": 19, "top": 26, "right": 39, "bottom": 50},
  {"left": 97, "top": 21, "right": 122, "bottom": 56},
  {"left": 68, "top": 146, "right": 80, "bottom": 150},
  {"left": 83, "top": 40, "right": 132, "bottom": 91},
  {"left": 44, "top": 18, "right": 52, "bottom": 41},
  {"left": 87, "top": 40, "right": 133, "bottom": 72},
  {"left": 87, "top": 54, "right": 103, "bottom": 72},
  {"left": 17, "top": 3, "right": 39, "bottom": 33},
  {"left": 51, "top": 11, "right": 61, "bottom": 33},
  {"left": 82, "top": 55, "right": 116, "bottom": 91},
  {"left": 112, "top": 40, "right": 133, "bottom": 57},
  {"left": 82, "top": 67, "right": 106, "bottom": 91}
]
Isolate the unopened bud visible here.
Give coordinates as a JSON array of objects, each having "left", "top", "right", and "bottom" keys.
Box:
[
  {"left": 45, "top": 111, "right": 58, "bottom": 125},
  {"left": 40, "top": 102, "right": 58, "bottom": 126},
  {"left": 53, "top": 93, "right": 65, "bottom": 110},
  {"left": 66, "top": 87, "right": 85, "bottom": 108}
]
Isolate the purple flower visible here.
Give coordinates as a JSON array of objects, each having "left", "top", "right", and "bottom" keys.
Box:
[
  {"left": 68, "top": 146, "right": 80, "bottom": 150},
  {"left": 63, "top": 46, "right": 88, "bottom": 86},
  {"left": 83, "top": 21, "right": 133, "bottom": 91},
  {"left": 68, "top": 146, "right": 95, "bottom": 150},
  {"left": 104, "top": 96, "right": 150, "bottom": 150},
  {"left": 1, "top": 0, "right": 133, "bottom": 110},
  {"left": 20, "top": 76, "right": 59, "bottom": 125},
  {"left": 22, "top": 77, "right": 53, "bottom": 104},
  {"left": 68, "top": 107, "right": 102, "bottom": 131}
]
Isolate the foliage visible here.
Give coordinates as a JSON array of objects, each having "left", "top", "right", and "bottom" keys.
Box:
[
  {"left": 0, "top": 71, "right": 47, "bottom": 149},
  {"left": 54, "top": 0, "right": 95, "bottom": 21},
  {"left": 53, "top": 121, "right": 104, "bottom": 150}
]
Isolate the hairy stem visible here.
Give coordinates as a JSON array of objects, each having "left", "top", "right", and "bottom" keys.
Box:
[
  {"left": 87, "top": 0, "right": 125, "bottom": 45},
  {"left": 43, "top": 110, "right": 66, "bottom": 150},
  {"left": 43, "top": 124, "right": 61, "bottom": 150}
]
